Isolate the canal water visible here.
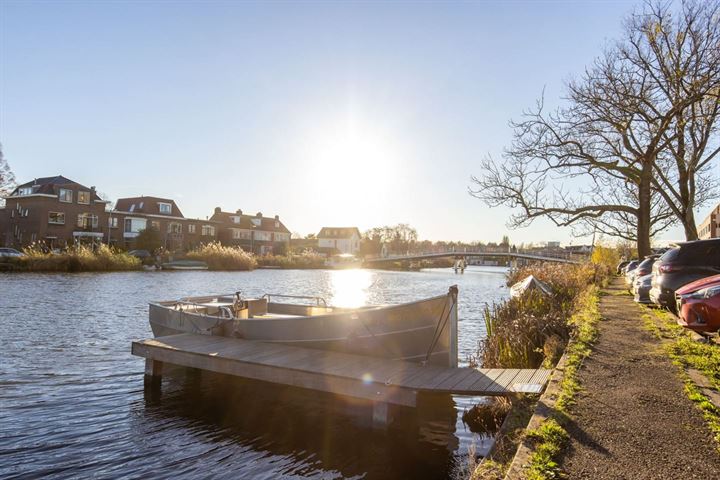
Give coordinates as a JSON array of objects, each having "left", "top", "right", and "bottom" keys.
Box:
[{"left": 0, "top": 266, "right": 509, "bottom": 479}]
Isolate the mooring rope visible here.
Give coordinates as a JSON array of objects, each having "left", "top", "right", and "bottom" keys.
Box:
[{"left": 423, "top": 294, "right": 456, "bottom": 365}]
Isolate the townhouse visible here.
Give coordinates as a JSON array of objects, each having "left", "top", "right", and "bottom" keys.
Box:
[
  {"left": 317, "top": 227, "right": 361, "bottom": 255},
  {"left": 699, "top": 203, "right": 719, "bottom": 240},
  {"left": 209, "top": 208, "right": 290, "bottom": 255},
  {"left": 1, "top": 176, "right": 111, "bottom": 248}
]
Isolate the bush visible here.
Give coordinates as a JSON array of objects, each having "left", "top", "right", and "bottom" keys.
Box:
[
  {"left": 16, "top": 243, "right": 141, "bottom": 272},
  {"left": 186, "top": 242, "right": 256, "bottom": 271}
]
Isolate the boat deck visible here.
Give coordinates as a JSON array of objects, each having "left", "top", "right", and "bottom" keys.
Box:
[{"left": 132, "top": 334, "right": 551, "bottom": 410}]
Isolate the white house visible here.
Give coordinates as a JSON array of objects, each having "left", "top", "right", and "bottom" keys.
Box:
[{"left": 317, "top": 227, "right": 361, "bottom": 255}]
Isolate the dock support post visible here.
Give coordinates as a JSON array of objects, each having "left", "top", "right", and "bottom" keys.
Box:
[
  {"left": 144, "top": 358, "right": 163, "bottom": 388},
  {"left": 372, "top": 401, "right": 390, "bottom": 429}
]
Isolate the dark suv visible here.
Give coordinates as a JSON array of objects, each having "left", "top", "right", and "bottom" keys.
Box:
[{"left": 649, "top": 239, "right": 720, "bottom": 311}]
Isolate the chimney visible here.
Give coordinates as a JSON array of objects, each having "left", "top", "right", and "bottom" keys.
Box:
[
  {"left": 236, "top": 209, "right": 242, "bottom": 215},
  {"left": 274, "top": 215, "right": 280, "bottom": 228},
  {"left": 274, "top": 215, "right": 279, "bottom": 220},
  {"left": 256, "top": 212, "right": 262, "bottom": 218},
  {"left": 214, "top": 207, "right": 221, "bottom": 214}
]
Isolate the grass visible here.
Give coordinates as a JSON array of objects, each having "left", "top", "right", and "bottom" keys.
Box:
[
  {"left": 640, "top": 306, "right": 720, "bottom": 450},
  {"left": 9, "top": 244, "right": 141, "bottom": 272},
  {"left": 186, "top": 242, "right": 257, "bottom": 271},
  {"left": 522, "top": 286, "right": 601, "bottom": 480}
]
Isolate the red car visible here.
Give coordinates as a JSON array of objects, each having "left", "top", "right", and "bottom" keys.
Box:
[{"left": 675, "top": 274, "right": 720, "bottom": 333}]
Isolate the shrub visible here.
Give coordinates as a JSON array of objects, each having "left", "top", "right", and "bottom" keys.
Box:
[{"left": 187, "top": 242, "right": 257, "bottom": 271}]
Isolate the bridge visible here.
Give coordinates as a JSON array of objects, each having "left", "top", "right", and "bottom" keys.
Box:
[{"left": 363, "top": 251, "right": 581, "bottom": 265}]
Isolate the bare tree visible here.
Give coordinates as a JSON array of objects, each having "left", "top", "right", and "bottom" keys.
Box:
[
  {"left": 0, "top": 143, "right": 16, "bottom": 207},
  {"left": 470, "top": 0, "right": 720, "bottom": 255},
  {"left": 619, "top": 0, "right": 720, "bottom": 239}
]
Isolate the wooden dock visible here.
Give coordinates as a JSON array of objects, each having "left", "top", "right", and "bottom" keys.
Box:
[{"left": 132, "top": 334, "right": 551, "bottom": 425}]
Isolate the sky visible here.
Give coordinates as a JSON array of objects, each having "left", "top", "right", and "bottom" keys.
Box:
[{"left": 1, "top": 0, "right": 715, "bottom": 245}]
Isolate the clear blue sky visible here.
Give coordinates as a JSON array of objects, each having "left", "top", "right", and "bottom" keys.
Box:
[{"left": 1, "top": 0, "right": 709, "bottom": 245}]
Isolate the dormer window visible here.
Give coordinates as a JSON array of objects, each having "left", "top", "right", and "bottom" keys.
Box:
[
  {"left": 59, "top": 188, "right": 73, "bottom": 203},
  {"left": 18, "top": 187, "right": 33, "bottom": 196},
  {"left": 139, "top": 201, "right": 144, "bottom": 209},
  {"left": 129, "top": 204, "right": 135, "bottom": 212},
  {"left": 78, "top": 191, "right": 90, "bottom": 204},
  {"left": 230, "top": 216, "right": 241, "bottom": 224},
  {"left": 158, "top": 202, "right": 172, "bottom": 214},
  {"left": 251, "top": 218, "right": 261, "bottom": 227}
]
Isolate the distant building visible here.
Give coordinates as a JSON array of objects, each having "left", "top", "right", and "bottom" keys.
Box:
[
  {"left": 565, "top": 245, "right": 593, "bottom": 255},
  {"left": 546, "top": 241, "right": 561, "bottom": 249},
  {"left": 109, "top": 196, "right": 217, "bottom": 250},
  {"left": 699, "top": 204, "right": 720, "bottom": 239},
  {"left": 1, "top": 175, "right": 110, "bottom": 248},
  {"left": 317, "top": 227, "right": 361, "bottom": 255},
  {"left": 210, "top": 208, "right": 290, "bottom": 255}
]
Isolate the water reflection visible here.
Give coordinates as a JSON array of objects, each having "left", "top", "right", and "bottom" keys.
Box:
[
  {"left": 0, "top": 267, "right": 510, "bottom": 479},
  {"left": 327, "top": 269, "right": 374, "bottom": 308}
]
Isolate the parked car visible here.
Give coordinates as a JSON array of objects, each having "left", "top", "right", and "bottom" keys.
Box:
[
  {"left": 624, "top": 260, "right": 640, "bottom": 286},
  {"left": 633, "top": 274, "right": 653, "bottom": 304},
  {"left": 617, "top": 260, "right": 631, "bottom": 275},
  {"left": 675, "top": 274, "right": 720, "bottom": 333},
  {"left": 0, "top": 247, "right": 24, "bottom": 258},
  {"left": 128, "top": 249, "right": 152, "bottom": 259},
  {"left": 627, "top": 256, "right": 658, "bottom": 291},
  {"left": 649, "top": 239, "right": 720, "bottom": 311}
]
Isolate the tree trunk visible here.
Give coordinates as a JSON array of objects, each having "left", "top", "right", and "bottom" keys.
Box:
[
  {"left": 636, "top": 160, "right": 653, "bottom": 257},
  {"left": 683, "top": 209, "right": 699, "bottom": 240}
]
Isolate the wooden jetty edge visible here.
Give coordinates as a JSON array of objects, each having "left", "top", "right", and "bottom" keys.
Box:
[{"left": 132, "top": 333, "right": 551, "bottom": 425}]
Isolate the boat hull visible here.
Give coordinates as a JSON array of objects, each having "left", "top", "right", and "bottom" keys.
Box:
[{"left": 149, "top": 288, "right": 458, "bottom": 367}]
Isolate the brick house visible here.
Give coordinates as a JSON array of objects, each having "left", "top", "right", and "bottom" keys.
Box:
[
  {"left": 317, "top": 227, "right": 361, "bottom": 255},
  {"left": 109, "top": 196, "right": 220, "bottom": 250},
  {"left": 210, "top": 208, "right": 290, "bottom": 255},
  {"left": 699, "top": 203, "right": 720, "bottom": 240},
  {"left": 1, "top": 176, "right": 110, "bottom": 248}
]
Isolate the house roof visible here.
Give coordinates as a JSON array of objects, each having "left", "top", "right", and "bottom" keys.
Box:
[
  {"left": 317, "top": 227, "right": 361, "bottom": 239},
  {"left": 210, "top": 209, "right": 290, "bottom": 233},
  {"left": 11, "top": 175, "right": 104, "bottom": 201},
  {"left": 114, "top": 196, "right": 185, "bottom": 218}
]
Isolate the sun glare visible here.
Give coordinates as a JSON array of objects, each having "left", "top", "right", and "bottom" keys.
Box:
[{"left": 328, "top": 269, "right": 374, "bottom": 308}]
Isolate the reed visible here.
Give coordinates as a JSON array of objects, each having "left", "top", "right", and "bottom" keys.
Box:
[
  {"left": 186, "top": 242, "right": 257, "bottom": 271},
  {"left": 257, "top": 250, "right": 326, "bottom": 269},
  {"left": 477, "top": 263, "right": 603, "bottom": 370},
  {"left": 13, "top": 243, "right": 141, "bottom": 272}
]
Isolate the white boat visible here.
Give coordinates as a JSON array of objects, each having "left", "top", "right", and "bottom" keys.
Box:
[
  {"left": 149, "top": 286, "right": 459, "bottom": 367},
  {"left": 325, "top": 253, "right": 363, "bottom": 269}
]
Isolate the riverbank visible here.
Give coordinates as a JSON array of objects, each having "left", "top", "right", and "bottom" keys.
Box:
[{"left": 502, "top": 280, "right": 720, "bottom": 479}]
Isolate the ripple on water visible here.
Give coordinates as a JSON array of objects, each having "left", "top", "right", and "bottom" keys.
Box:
[{"left": 0, "top": 267, "right": 509, "bottom": 479}]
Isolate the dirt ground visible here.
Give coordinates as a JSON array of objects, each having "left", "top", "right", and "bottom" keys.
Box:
[{"left": 559, "top": 280, "right": 720, "bottom": 479}]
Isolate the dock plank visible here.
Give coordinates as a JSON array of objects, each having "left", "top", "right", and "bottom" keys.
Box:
[{"left": 131, "top": 334, "right": 551, "bottom": 405}]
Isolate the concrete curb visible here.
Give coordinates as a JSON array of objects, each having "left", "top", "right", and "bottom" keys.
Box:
[{"left": 502, "top": 348, "right": 571, "bottom": 479}]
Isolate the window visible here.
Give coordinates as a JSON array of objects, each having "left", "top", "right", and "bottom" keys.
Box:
[
  {"left": 124, "top": 219, "right": 132, "bottom": 232},
  {"left": 124, "top": 218, "right": 146, "bottom": 233},
  {"left": 108, "top": 217, "right": 118, "bottom": 228},
  {"left": 151, "top": 221, "right": 160, "bottom": 230},
  {"left": 188, "top": 224, "right": 196, "bottom": 234},
  {"left": 230, "top": 216, "right": 241, "bottom": 224},
  {"left": 168, "top": 222, "right": 182, "bottom": 234},
  {"left": 254, "top": 231, "right": 271, "bottom": 241},
  {"left": 77, "top": 213, "right": 98, "bottom": 229},
  {"left": 202, "top": 225, "right": 215, "bottom": 236},
  {"left": 251, "top": 218, "right": 261, "bottom": 227},
  {"left": 22, "top": 209, "right": 29, "bottom": 217},
  {"left": 129, "top": 204, "right": 135, "bottom": 212},
  {"left": 231, "top": 229, "right": 251, "bottom": 240},
  {"left": 59, "top": 188, "right": 73, "bottom": 203},
  {"left": 18, "top": 187, "right": 33, "bottom": 196},
  {"left": 49, "top": 212, "right": 65, "bottom": 225},
  {"left": 158, "top": 202, "right": 172, "bottom": 214},
  {"left": 78, "top": 191, "right": 91, "bottom": 204}
]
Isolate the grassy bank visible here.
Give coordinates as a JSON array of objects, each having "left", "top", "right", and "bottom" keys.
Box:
[
  {"left": 5, "top": 244, "right": 141, "bottom": 272},
  {"left": 641, "top": 307, "right": 720, "bottom": 450},
  {"left": 470, "top": 261, "right": 606, "bottom": 479}
]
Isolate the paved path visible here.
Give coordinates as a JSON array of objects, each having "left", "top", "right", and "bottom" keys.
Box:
[{"left": 559, "top": 281, "right": 720, "bottom": 479}]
